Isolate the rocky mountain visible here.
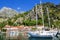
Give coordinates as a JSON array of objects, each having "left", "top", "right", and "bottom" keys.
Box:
[
  {"left": 0, "top": 2, "right": 60, "bottom": 28},
  {"left": 25, "top": 2, "right": 60, "bottom": 20},
  {"left": 0, "top": 7, "right": 18, "bottom": 18},
  {"left": 23, "top": 2, "right": 60, "bottom": 27}
]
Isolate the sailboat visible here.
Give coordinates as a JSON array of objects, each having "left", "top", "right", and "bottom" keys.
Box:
[{"left": 27, "top": 1, "right": 58, "bottom": 38}]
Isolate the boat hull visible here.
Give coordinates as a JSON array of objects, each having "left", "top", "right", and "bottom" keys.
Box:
[
  {"left": 28, "top": 33, "right": 53, "bottom": 38},
  {"left": 28, "top": 31, "right": 58, "bottom": 38}
]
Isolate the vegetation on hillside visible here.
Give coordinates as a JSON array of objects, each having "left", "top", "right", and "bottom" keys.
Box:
[{"left": 0, "top": 2, "right": 60, "bottom": 29}]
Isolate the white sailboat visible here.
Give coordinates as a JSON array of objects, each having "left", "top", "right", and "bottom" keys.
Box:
[{"left": 27, "top": 0, "right": 58, "bottom": 38}]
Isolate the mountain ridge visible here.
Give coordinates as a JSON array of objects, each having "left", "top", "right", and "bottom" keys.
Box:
[{"left": 0, "top": 7, "right": 18, "bottom": 18}]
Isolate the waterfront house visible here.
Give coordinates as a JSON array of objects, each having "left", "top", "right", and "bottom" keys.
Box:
[
  {"left": 3, "top": 25, "right": 32, "bottom": 39},
  {"left": 3, "top": 25, "right": 20, "bottom": 39}
]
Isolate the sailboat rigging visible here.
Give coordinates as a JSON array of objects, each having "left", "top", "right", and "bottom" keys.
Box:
[{"left": 27, "top": 0, "right": 58, "bottom": 38}]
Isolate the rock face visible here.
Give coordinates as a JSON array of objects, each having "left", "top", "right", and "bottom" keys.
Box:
[
  {"left": 25, "top": 5, "right": 42, "bottom": 20},
  {"left": 25, "top": 3, "right": 60, "bottom": 20},
  {"left": 15, "top": 17, "right": 23, "bottom": 24},
  {"left": 0, "top": 7, "right": 18, "bottom": 18}
]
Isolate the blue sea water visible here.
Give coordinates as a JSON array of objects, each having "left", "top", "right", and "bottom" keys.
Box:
[
  {"left": 0, "top": 32, "right": 60, "bottom": 40},
  {"left": 29, "top": 37, "right": 59, "bottom": 40},
  {"left": 0, "top": 35, "right": 60, "bottom": 40}
]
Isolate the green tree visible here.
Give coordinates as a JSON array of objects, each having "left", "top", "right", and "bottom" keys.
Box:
[{"left": 0, "top": 22, "right": 6, "bottom": 29}]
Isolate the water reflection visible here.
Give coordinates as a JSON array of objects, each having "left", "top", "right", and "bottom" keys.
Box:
[
  {"left": 29, "top": 36, "right": 60, "bottom": 40},
  {"left": 29, "top": 37, "right": 52, "bottom": 40},
  {"left": 0, "top": 31, "right": 60, "bottom": 40}
]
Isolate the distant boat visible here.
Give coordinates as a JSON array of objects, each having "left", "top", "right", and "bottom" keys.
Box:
[{"left": 27, "top": 0, "right": 58, "bottom": 38}]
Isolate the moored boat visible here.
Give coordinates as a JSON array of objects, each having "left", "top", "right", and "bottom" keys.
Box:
[
  {"left": 27, "top": 0, "right": 58, "bottom": 38},
  {"left": 28, "top": 28, "right": 58, "bottom": 38}
]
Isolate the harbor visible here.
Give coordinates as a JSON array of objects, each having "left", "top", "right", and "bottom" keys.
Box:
[
  {"left": 0, "top": 0, "right": 60, "bottom": 40},
  {"left": 0, "top": 28, "right": 60, "bottom": 40}
]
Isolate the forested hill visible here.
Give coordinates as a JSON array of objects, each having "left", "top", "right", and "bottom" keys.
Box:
[
  {"left": 24, "top": 2, "right": 60, "bottom": 28},
  {"left": 26, "top": 2, "right": 60, "bottom": 20},
  {"left": 0, "top": 2, "right": 60, "bottom": 28}
]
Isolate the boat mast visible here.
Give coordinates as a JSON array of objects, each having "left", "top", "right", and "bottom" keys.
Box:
[
  {"left": 36, "top": 4, "right": 38, "bottom": 27},
  {"left": 40, "top": 0, "right": 44, "bottom": 27},
  {"left": 46, "top": 7, "right": 50, "bottom": 27}
]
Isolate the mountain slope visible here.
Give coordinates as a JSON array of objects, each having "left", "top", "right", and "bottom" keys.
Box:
[
  {"left": 24, "top": 2, "right": 60, "bottom": 27},
  {"left": 0, "top": 7, "right": 18, "bottom": 18}
]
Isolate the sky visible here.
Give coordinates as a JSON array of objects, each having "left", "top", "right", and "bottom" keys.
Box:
[{"left": 0, "top": 0, "right": 60, "bottom": 12}]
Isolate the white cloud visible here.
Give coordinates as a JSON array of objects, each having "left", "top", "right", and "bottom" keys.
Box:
[{"left": 17, "top": 7, "right": 21, "bottom": 10}]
